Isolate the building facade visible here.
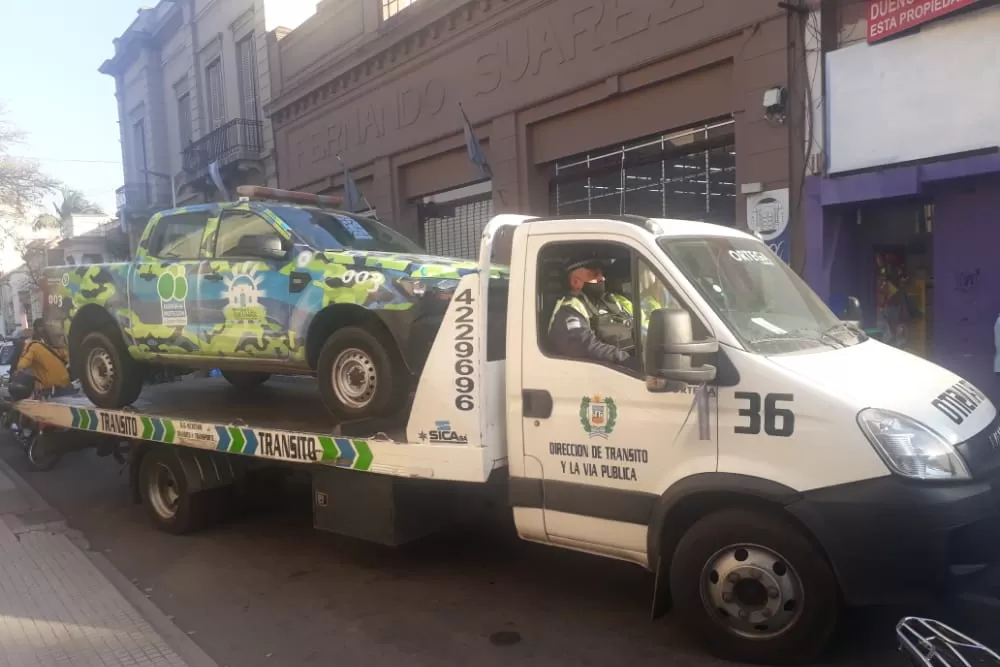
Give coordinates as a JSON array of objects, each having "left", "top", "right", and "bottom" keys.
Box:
[
  {"left": 805, "top": 0, "right": 1000, "bottom": 398},
  {"left": 100, "top": 0, "right": 318, "bottom": 248},
  {"left": 267, "top": 0, "right": 813, "bottom": 263}
]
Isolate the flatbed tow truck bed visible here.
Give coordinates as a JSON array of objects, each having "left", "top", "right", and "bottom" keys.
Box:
[{"left": 15, "top": 375, "right": 500, "bottom": 546}]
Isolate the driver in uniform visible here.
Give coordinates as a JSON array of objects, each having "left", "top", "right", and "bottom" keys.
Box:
[{"left": 547, "top": 257, "right": 637, "bottom": 369}]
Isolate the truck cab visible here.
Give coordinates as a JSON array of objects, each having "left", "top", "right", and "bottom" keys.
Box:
[{"left": 482, "top": 214, "right": 999, "bottom": 663}]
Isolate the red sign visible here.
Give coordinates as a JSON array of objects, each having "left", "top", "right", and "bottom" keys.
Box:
[{"left": 867, "top": 0, "right": 982, "bottom": 43}]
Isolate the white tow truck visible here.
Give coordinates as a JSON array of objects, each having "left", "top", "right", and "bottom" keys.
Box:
[{"left": 15, "top": 214, "right": 1000, "bottom": 664}]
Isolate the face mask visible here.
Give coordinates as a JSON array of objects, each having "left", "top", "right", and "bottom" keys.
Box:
[{"left": 580, "top": 280, "right": 606, "bottom": 301}]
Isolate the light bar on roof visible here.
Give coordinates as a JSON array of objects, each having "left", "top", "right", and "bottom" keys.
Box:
[{"left": 236, "top": 185, "right": 344, "bottom": 207}]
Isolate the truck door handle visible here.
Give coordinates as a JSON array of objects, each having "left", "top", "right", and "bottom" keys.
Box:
[
  {"left": 290, "top": 271, "right": 310, "bottom": 293},
  {"left": 203, "top": 272, "right": 223, "bottom": 281},
  {"left": 522, "top": 389, "right": 553, "bottom": 419}
]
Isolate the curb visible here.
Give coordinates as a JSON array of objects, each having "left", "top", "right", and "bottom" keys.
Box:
[{"left": 0, "top": 446, "right": 220, "bottom": 667}]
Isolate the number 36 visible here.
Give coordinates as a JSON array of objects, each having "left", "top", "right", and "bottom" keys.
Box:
[{"left": 734, "top": 392, "right": 795, "bottom": 437}]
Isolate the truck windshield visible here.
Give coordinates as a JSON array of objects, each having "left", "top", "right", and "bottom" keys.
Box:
[
  {"left": 270, "top": 206, "right": 425, "bottom": 254},
  {"left": 659, "top": 236, "right": 862, "bottom": 354}
]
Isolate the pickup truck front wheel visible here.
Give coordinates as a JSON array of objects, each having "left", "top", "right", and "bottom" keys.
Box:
[
  {"left": 78, "top": 329, "right": 144, "bottom": 409},
  {"left": 317, "top": 326, "right": 403, "bottom": 420}
]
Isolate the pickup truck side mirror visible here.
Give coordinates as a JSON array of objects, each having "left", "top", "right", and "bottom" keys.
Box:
[
  {"left": 235, "top": 234, "right": 289, "bottom": 261},
  {"left": 841, "top": 295, "right": 862, "bottom": 324},
  {"left": 643, "top": 308, "right": 718, "bottom": 385}
]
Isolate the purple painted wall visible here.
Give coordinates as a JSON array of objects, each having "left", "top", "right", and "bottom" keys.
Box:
[
  {"left": 804, "top": 154, "right": 1000, "bottom": 400},
  {"left": 931, "top": 177, "right": 1000, "bottom": 399}
]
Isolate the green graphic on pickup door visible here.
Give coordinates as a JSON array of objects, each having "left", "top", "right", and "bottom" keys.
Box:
[{"left": 156, "top": 265, "right": 189, "bottom": 327}]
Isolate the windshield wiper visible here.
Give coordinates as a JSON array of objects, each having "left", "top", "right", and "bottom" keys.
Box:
[
  {"left": 751, "top": 329, "right": 844, "bottom": 350},
  {"left": 823, "top": 321, "right": 869, "bottom": 342}
]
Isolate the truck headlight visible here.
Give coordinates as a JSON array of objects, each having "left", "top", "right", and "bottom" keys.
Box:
[{"left": 857, "top": 408, "right": 970, "bottom": 480}]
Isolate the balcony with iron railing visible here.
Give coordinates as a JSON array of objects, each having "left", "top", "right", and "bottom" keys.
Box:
[{"left": 182, "top": 118, "right": 264, "bottom": 175}]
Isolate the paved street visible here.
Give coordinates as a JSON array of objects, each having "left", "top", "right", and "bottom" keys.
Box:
[{"left": 0, "top": 436, "right": 989, "bottom": 667}]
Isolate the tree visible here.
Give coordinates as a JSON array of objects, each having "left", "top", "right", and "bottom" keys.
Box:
[
  {"left": 54, "top": 186, "right": 104, "bottom": 218},
  {"left": 0, "top": 105, "right": 58, "bottom": 216}
]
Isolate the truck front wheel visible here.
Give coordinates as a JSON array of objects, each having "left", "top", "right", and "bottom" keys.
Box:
[
  {"left": 77, "top": 329, "right": 144, "bottom": 408},
  {"left": 317, "top": 326, "right": 404, "bottom": 420},
  {"left": 668, "top": 508, "right": 840, "bottom": 665}
]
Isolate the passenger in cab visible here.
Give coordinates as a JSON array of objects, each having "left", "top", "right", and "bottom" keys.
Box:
[{"left": 547, "top": 258, "right": 638, "bottom": 369}]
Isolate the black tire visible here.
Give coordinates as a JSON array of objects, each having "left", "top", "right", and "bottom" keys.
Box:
[
  {"left": 76, "top": 328, "right": 144, "bottom": 409},
  {"left": 137, "top": 447, "right": 210, "bottom": 535},
  {"left": 317, "top": 325, "right": 405, "bottom": 420},
  {"left": 24, "top": 432, "right": 61, "bottom": 472},
  {"left": 668, "top": 508, "right": 840, "bottom": 665},
  {"left": 221, "top": 370, "right": 271, "bottom": 390}
]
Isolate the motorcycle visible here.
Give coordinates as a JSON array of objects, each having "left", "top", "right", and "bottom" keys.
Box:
[
  {"left": 897, "top": 616, "right": 1000, "bottom": 667},
  {"left": 1, "top": 374, "right": 84, "bottom": 472}
]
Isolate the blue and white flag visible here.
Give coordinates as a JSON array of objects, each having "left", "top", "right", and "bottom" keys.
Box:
[
  {"left": 337, "top": 154, "right": 362, "bottom": 213},
  {"left": 208, "top": 160, "right": 229, "bottom": 200},
  {"left": 459, "top": 103, "right": 492, "bottom": 180}
]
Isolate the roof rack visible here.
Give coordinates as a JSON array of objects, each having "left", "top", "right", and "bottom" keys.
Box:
[{"left": 236, "top": 185, "right": 344, "bottom": 208}]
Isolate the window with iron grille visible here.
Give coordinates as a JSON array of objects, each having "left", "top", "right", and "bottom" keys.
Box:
[
  {"left": 420, "top": 194, "right": 494, "bottom": 260},
  {"left": 236, "top": 35, "right": 259, "bottom": 121},
  {"left": 382, "top": 0, "right": 419, "bottom": 21},
  {"left": 549, "top": 119, "right": 736, "bottom": 225},
  {"left": 205, "top": 58, "right": 226, "bottom": 131}
]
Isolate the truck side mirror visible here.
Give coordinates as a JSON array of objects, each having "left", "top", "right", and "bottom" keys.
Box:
[
  {"left": 236, "top": 234, "right": 289, "bottom": 260},
  {"left": 841, "top": 295, "right": 862, "bottom": 324},
  {"left": 644, "top": 308, "right": 718, "bottom": 385}
]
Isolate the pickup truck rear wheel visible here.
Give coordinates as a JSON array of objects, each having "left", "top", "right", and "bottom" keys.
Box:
[
  {"left": 668, "top": 508, "right": 840, "bottom": 665},
  {"left": 317, "top": 326, "right": 402, "bottom": 420},
  {"left": 77, "top": 329, "right": 144, "bottom": 409},
  {"left": 221, "top": 370, "right": 270, "bottom": 390}
]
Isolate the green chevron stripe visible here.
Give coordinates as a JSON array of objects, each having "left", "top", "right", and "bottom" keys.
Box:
[
  {"left": 228, "top": 427, "right": 246, "bottom": 453},
  {"left": 353, "top": 441, "right": 373, "bottom": 471},
  {"left": 162, "top": 419, "right": 176, "bottom": 444},
  {"left": 318, "top": 436, "right": 337, "bottom": 461},
  {"left": 79, "top": 410, "right": 90, "bottom": 430},
  {"left": 140, "top": 417, "right": 153, "bottom": 440}
]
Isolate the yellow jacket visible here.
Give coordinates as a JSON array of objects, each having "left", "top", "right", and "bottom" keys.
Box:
[{"left": 16, "top": 340, "right": 71, "bottom": 390}]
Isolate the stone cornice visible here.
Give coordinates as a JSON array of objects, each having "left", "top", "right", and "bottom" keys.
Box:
[{"left": 269, "top": 0, "right": 526, "bottom": 128}]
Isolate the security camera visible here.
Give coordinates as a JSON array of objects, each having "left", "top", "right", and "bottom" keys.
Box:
[{"left": 763, "top": 86, "right": 787, "bottom": 124}]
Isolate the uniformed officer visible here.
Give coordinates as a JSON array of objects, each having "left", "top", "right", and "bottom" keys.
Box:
[{"left": 547, "top": 258, "right": 637, "bottom": 368}]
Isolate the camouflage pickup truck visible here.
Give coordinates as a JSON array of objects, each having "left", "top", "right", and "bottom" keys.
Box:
[{"left": 44, "top": 187, "right": 507, "bottom": 419}]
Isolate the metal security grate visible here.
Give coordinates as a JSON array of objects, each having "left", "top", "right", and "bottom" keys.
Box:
[
  {"left": 549, "top": 119, "right": 736, "bottom": 225},
  {"left": 421, "top": 195, "right": 494, "bottom": 260}
]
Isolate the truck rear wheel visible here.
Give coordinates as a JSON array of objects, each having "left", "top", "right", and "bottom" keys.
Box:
[
  {"left": 221, "top": 370, "right": 270, "bottom": 390},
  {"left": 317, "top": 326, "right": 403, "bottom": 420},
  {"left": 138, "top": 447, "right": 210, "bottom": 535},
  {"left": 77, "top": 328, "right": 144, "bottom": 409},
  {"left": 668, "top": 508, "right": 840, "bottom": 665}
]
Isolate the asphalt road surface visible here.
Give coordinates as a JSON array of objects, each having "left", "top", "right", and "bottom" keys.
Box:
[{"left": 0, "top": 438, "right": 982, "bottom": 667}]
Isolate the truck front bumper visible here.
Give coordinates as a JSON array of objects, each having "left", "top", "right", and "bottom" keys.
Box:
[{"left": 786, "top": 474, "right": 1000, "bottom": 607}]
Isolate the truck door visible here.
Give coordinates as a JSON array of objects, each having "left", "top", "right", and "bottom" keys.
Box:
[
  {"left": 129, "top": 209, "right": 214, "bottom": 355},
  {"left": 200, "top": 207, "right": 292, "bottom": 359},
  {"left": 517, "top": 234, "right": 718, "bottom": 559}
]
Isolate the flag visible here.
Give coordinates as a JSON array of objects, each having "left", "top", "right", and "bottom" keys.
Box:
[
  {"left": 337, "top": 154, "right": 362, "bottom": 213},
  {"left": 459, "top": 103, "right": 492, "bottom": 180},
  {"left": 208, "top": 160, "right": 229, "bottom": 200}
]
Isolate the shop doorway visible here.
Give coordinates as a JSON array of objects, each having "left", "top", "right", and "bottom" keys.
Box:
[
  {"left": 417, "top": 181, "right": 493, "bottom": 260},
  {"left": 841, "top": 201, "right": 934, "bottom": 358}
]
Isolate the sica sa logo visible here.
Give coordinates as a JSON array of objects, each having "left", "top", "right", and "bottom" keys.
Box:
[
  {"left": 580, "top": 395, "right": 617, "bottom": 439},
  {"left": 428, "top": 420, "right": 468, "bottom": 444}
]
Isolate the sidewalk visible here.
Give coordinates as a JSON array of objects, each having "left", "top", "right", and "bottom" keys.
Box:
[{"left": 0, "top": 456, "right": 208, "bottom": 667}]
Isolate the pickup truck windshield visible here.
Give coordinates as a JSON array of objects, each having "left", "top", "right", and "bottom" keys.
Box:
[
  {"left": 270, "top": 206, "right": 425, "bottom": 254},
  {"left": 659, "top": 236, "right": 862, "bottom": 354}
]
